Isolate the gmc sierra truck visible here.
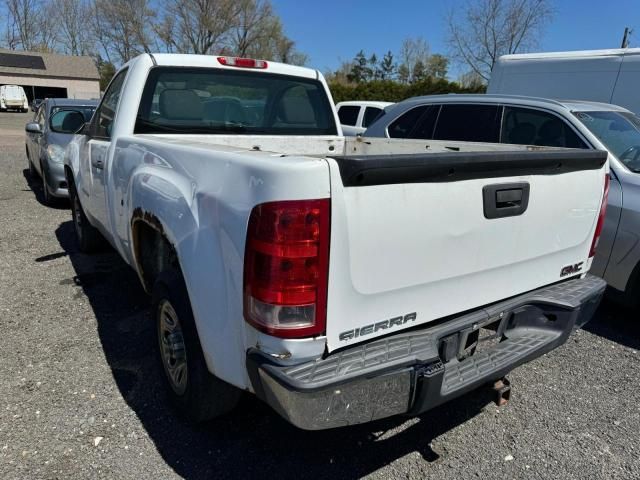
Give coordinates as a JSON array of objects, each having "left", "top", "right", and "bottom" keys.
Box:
[{"left": 65, "top": 53, "right": 608, "bottom": 430}]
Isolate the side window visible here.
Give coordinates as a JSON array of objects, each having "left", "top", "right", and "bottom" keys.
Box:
[
  {"left": 93, "top": 69, "right": 128, "bottom": 139},
  {"left": 434, "top": 104, "right": 501, "bottom": 143},
  {"left": 501, "top": 106, "right": 587, "bottom": 148},
  {"left": 409, "top": 105, "right": 440, "bottom": 139},
  {"left": 388, "top": 105, "right": 433, "bottom": 138},
  {"left": 362, "top": 107, "right": 383, "bottom": 128},
  {"left": 338, "top": 105, "right": 360, "bottom": 126}
]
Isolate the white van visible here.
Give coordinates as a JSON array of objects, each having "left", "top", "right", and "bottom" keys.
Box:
[
  {"left": 488, "top": 48, "right": 640, "bottom": 114},
  {"left": 0, "top": 84, "right": 29, "bottom": 112}
]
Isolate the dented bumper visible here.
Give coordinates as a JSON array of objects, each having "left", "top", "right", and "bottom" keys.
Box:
[{"left": 247, "top": 275, "right": 605, "bottom": 430}]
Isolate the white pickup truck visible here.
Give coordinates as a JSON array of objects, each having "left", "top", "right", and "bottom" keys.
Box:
[{"left": 65, "top": 53, "right": 608, "bottom": 430}]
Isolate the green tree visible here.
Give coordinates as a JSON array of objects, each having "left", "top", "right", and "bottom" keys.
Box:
[
  {"left": 397, "top": 63, "right": 410, "bottom": 84},
  {"left": 95, "top": 56, "right": 116, "bottom": 91},
  {"left": 380, "top": 50, "right": 395, "bottom": 80},
  {"left": 412, "top": 60, "right": 426, "bottom": 82},
  {"left": 347, "top": 50, "right": 368, "bottom": 83},
  {"left": 368, "top": 53, "right": 378, "bottom": 80},
  {"left": 328, "top": 76, "right": 485, "bottom": 104},
  {"left": 425, "top": 53, "right": 449, "bottom": 79}
]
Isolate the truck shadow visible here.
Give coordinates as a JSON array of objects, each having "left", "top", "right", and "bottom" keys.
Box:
[
  {"left": 582, "top": 299, "right": 640, "bottom": 351},
  {"left": 22, "top": 168, "right": 69, "bottom": 209},
  {"left": 53, "top": 220, "right": 503, "bottom": 480}
]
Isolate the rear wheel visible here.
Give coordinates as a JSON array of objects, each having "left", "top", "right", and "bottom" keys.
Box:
[
  {"left": 40, "top": 160, "right": 55, "bottom": 206},
  {"left": 153, "top": 270, "right": 241, "bottom": 422},
  {"left": 26, "top": 147, "right": 35, "bottom": 177},
  {"left": 69, "top": 179, "right": 105, "bottom": 252},
  {"left": 621, "top": 274, "right": 640, "bottom": 311}
]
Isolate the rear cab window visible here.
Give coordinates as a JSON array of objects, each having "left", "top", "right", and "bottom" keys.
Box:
[
  {"left": 337, "top": 105, "right": 360, "bottom": 126},
  {"left": 136, "top": 67, "right": 337, "bottom": 135}
]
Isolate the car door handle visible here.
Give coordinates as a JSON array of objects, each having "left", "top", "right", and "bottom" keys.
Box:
[{"left": 92, "top": 159, "right": 104, "bottom": 169}]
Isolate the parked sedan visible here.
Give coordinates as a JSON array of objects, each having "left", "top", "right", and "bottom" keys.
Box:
[
  {"left": 365, "top": 94, "right": 640, "bottom": 309},
  {"left": 25, "top": 98, "right": 98, "bottom": 205}
]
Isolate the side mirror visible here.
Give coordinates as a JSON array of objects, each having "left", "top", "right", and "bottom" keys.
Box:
[
  {"left": 50, "top": 110, "right": 86, "bottom": 134},
  {"left": 25, "top": 122, "right": 42, "bottom": 134}
]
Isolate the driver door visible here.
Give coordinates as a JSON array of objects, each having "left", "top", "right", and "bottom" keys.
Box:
[{"left": 86, "top": 69, "right": 128, "bottom": 233}]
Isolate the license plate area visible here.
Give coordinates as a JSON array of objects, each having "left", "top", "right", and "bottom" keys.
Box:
[
  {"left": 438, "top": 313, "right": 510, "bottom": 363},
  {"left": 461, "top": 314, "right": 510, "bottom": 360}
]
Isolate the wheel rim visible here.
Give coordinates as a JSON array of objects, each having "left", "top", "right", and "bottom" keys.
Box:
[
  {"left": 158, "top": 300, "right": 188, "bottom": 395},
  {"left": 72, "top": 194, "right": 83, "bottom": 242}
]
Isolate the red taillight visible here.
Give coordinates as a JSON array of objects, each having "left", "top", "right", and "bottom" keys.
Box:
[
  {"left": 217, "top": 56, "right": 268, "bottom": 69},
  {"left": 244, "top": 199, "right": 330, "bottom": 338},
  {"left": 589, "top": 174, "right": 610, "bottom": 258}
]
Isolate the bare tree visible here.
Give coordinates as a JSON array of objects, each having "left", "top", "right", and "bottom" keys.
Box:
[
  {"left": 159, "top": 0, "right": 237, "bottom": 54},
  {"left": 6, "top": 0, "right": 42, "bottom": 50},
  {"left": 55, "top": 0, "right": 93, "bottom": 55},
  {"left": 230, "top": 0, "right": 274, "bottom": 57},
  {"left": 92, "top": 0, "right": 155, "bottom": 63},
  {"left": 236, "top": 14, "right": 307, "bottom": 65},
  {"left": 2, "top": 0, "right": 308, "bottom": 67},
  {"left": 458, "top": 70, "right": 485, "bottom": 89},
  {"left": 36, "top": 1, "right": 61, "bottom": 51},
  {"left": 2, "top": 17, "right": 20, "bottom": 49},
  {"left": 447, "top": 0, "right": 553, "bottom": 81},
  {"left": 398, "top": 37, "right": 430, "bottom": 83}
]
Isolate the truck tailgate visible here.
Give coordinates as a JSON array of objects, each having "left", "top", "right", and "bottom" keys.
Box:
[{"left": 324, "top": 149, "right": 608, "bottom": 351}]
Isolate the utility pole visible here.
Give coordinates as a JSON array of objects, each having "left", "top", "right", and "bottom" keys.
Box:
[{"left": 621, "top": 27, "right": 633, "bottom": 48}]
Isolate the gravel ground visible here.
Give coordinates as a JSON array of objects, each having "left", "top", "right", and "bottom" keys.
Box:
[{"left": 1, "top": 111, "right": 639, "bottom": 480}]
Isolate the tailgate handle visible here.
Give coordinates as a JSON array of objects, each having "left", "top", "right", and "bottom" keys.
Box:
[
  {"left": 483, "top": 182, "right": 530, "bottom": 219},
  {"left": 496, "top": 188, "right": 523, "bottom": 208}
]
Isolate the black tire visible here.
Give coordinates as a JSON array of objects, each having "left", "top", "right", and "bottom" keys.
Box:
[
  {"left": 40, "top": 160, "right": 55, "bottom": 206},
  {"left": 26, "top": 147, "right": 35, "bottom": 177},
  {"left": 152, "top": 270, "right": 241, "bottom": 422},
  {"left": 69, "top": 178, "right": 105, "bottom": 253},
  {"left": 620, "top": 276, "right": 640, "bottom": 311}
]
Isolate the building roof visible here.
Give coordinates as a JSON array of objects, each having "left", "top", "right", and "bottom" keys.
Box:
[{"left": 0, "top": 49, "right": 99, "bottom": 81}]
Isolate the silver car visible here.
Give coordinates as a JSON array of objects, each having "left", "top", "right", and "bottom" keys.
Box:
[
  {"left": 25, "top": 98, "right": 98, "bottom": 205},
  {"left": 365, "top": 94, "right": 640, "bottom": 308}
]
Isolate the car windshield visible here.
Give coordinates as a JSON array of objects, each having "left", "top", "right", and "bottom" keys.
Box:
[
  {"left": 574, "top": 110, "right": 640, "bottom": 172},
  {"left": 135, "top": 67, "right": 337, "bottom": 136},
  {"left": 50, "top": 106, "right": 96, "bottom": 133}
]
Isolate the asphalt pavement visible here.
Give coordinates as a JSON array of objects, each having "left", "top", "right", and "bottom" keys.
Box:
[{"left": 1, "top": 111, "right": 639, "bottom": 480}]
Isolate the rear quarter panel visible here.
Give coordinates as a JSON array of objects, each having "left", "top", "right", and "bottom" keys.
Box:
[
  {"left": 603, "top": 172, "right": 640, "bottom": 291},
  {"left": 110, "top": 137, "right": 331, "bottom": 389}
]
